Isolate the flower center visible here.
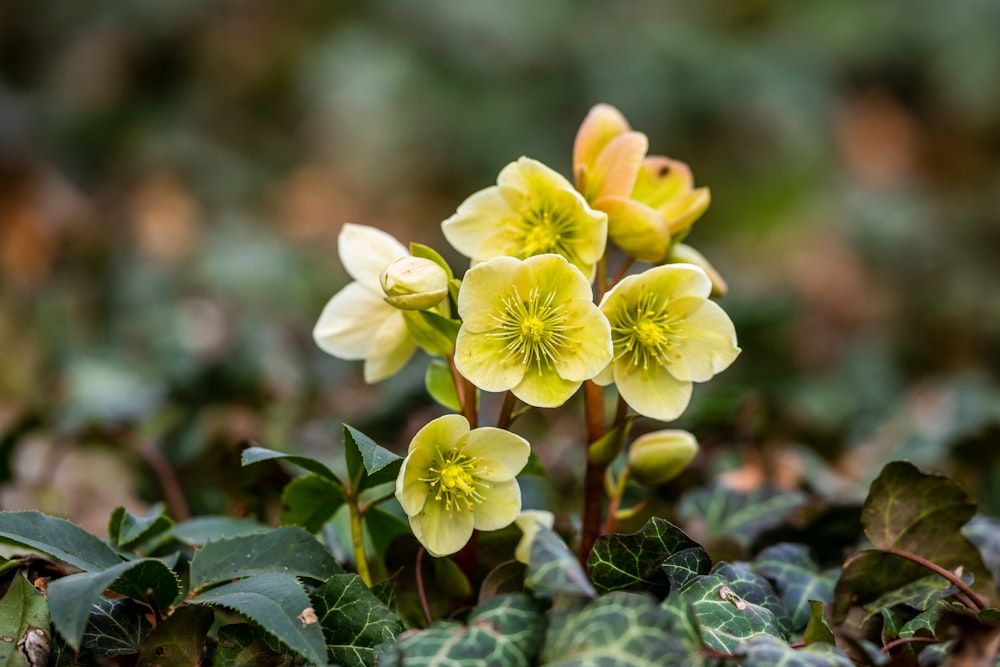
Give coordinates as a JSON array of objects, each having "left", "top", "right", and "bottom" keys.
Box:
[
  {"left": 521, "top": 215, "right": 562, "bottom": 255},
  {"left": 514, "top": 202, "right": 577, "bottom": 261},
  {"left": 610, "top": 291, "right": 683, "bottom": 371},
  {"left": 489, "top": 286, "right": 572, "bottom": 369},
  {"left": 422, "top": 448, "right": 488, "bottom": 513}
]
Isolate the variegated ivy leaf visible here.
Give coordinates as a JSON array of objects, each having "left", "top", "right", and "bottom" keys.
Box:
[
  {"left": 663, "top": 546, "right": 712, "bottom": 593},
  {"left": 752, "top": 543, "right": 837, "bottom": 632},
  {"left": 526, "top": 525, "right": 595, "bottom": 598},
  {"left": 310, "top": 573, "right": 404, "bottom": 667},
  {"left": 862, "top": 572, "right": 973, "bottom": 625},
  {"left": 740, "top": 634, "right": 854, "bottom": 667},
  {"left": 678, "top": 484, "right": 807, "bottom": 550},
  {"left": 710, "top": 562, "right": 793, "bottom": 640}
]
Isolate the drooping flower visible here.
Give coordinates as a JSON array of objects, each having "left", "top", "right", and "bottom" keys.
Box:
[
  {"left": 395, "top": 414, "right": 530, "bottom": 557},
  {"left": 572, "top": 104, "right": 710, "bottom": 263},
  {"left": 454, "top": 254, "right": 612, "bottom": 408},
  {"left": 627, "top": 429, "right": 699, "bottom": 486},
  {"left": 441, "top": 157, "right": 608, "bottom": 281},
  {"left": 596, "top": 264, "right": 740, "bottom": 421},
  {"left": 313, "top": 224, "right": 416, "bottom": 383}
]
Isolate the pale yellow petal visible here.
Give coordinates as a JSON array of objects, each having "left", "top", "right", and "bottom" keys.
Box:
[
  {"left": 614, "top": 359, "right": 694, "bottom": 421},
  {"left": 513, "top": 367, "right": 581, "bottom": 408},
  {"left": 454, "top": 328, "right": 525, "bottom": 392},
  {"left": 464, "top": 427, "right": 530, "bottom": 481},
  {"left": 472, "top": 479, "right": 521, "bottom": 531},
  {"left": 592, "top": 362, "right": 614, "bottom": 386},
  {"left": 573, "top": 104, "right": 632, "bottom": 188},
  {"left": 364, "top": 311, "right": 417, "bottom": 383},
  {"left": 665, "top": 298, "right": 741, "bottom": 382},
  {"left": 584, "top": 131, "right": 647, "bottom": 202},
  {"left": 456, "top": 256, "right": 522, "bottom": 331},
  {"left": 395, "top": 450, "right": 430, "bottom": 517},
  {"left": 597, "top": 196, "right": 670, "bottom": 263},
  {"left": 441, "top": 186, "right": 516, "bottom": 259},
  {"left": 410, "top": 498, "right": 475, "bottom": 557},
  {"left": 669, "top": 243, "right": 728, "bottom": 297},
  {"left": 524, "top": 254, "right": 593, "bottom": 305},
  {"left": 661, "top": 187, "right": 711, "bottom": 236},
  {"left": 551, "top": 303, "right": 612, "bottom": 382},
  {"left": 408, "top": 414, "right": 470, "bottom": 455},
  {"left": 313, "top": 282, "right": 395, "bottom": 360},
  {"left": 646, "top": 263, "right": 713, "bottom": 301},
  {"left": 631, "top": 157, "right": 693, "bottom": 209},
  {"left": 338, "top": 223, "right": 408, "bottom": 293}
]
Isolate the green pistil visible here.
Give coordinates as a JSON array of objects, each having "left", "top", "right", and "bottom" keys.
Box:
[{"left": 488, "top": 286, "right": 572, "bottom": 369}]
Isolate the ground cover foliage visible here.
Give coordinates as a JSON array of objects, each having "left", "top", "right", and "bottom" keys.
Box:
[{"left": 2, "top": 1, "right": 1000, "bottom": 666}]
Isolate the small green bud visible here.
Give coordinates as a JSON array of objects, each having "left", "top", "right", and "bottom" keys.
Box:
[
  {"left": 380, "top": 256, "right": 449, "bottom": 310},
  {"left": 627, "top": 430, "right": 698, "bottom": 486}
]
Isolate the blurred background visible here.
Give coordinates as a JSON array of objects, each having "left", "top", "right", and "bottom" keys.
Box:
[{"left": 1, "top": 0, "right": 999, "bottom": 535}]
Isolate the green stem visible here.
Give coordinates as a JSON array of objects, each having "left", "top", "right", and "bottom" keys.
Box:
[
  {"left": 348, "top": 496, "right": 372, "bottom": 587},
  {"left": 602, "top": 466, "right": 631, "bottom": 534},
  {"left": 883, "top": 546, "right": 987, "bottom": 611}
]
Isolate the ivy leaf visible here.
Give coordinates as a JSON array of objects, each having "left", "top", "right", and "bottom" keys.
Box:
[
  {"left": 135, "top": 605, "right": 212, "bottom": 667},
  {"left": 710, "top": 562, "right": 792, "bottom": 639},
  {"left": 0, "top": 510, "right": 121, "bottom": 571},
  {"left": 525, "top": 525, "right": 595, "bottom": 598},
  {"left": 108, "top": 503, "right": 173, "bottom": 551},
  {"left": 188, "top": 525, "right": 342, "bottom": 593},
  {"left": 47, "top": 559, "right": 180, "bottom": 650},
  {"left": 311, "top": 573, "right": 405, "bottom": 667},
  {"left": 242, "top": 445, "right": 343, "bottom": 484},
  {"left": 280, "top": 474, "right": 346, "bottom": 533},
  {"left": 0, "top": 573, "right": 50, "bottom": 667},
  {"left": 740, "top": 634, "right": 855, "bottom": 667},
  {"left": 833, "top": 549, "right": 927, "bottom": 622},
  {"left": 803, "top": 600, "right": 835, "bottom": 645},
  {"left": 81, "top": 597, "right": 151, "bottom": 658},
  {"left": 678, "top": 484, "right": 807, "bottom": 550},
  {"left": 541, "top": 591, "right": 686, "bottom": 666},
  {"left": 165, "top": 516, "right": 268, "bottom": 546},
  {"left": 588, "top": 516, "right": 701, "bottom": 597},
  {"left": 662, "top": 546, "right": 712, "bottom": 592},
  {"left": 862, "top": 572, "right": 972, "bottom": 624},
  {"left": 860, "top": 461, "right": 995, "bottom": 605},
  {"left": 752, "top": 543, "right": 836, "bottom": 631},
  {"left": 215, "top": 623, "right": 293, "bottom": 667},
  {"left": 962, "top": 515, "right": 1000, "bottom": 588},
  {"left": 899, "top": 600, "right": 959, "bottom": 639},
  {"left": 662, "top": 573, "right": 785, "bottom": 653},
  {"left": 480, "top": 561, "right": 527, "bottom": 603},
  {"left": 380, "top": 594, "right": 543, "bottom": 667},
  {"left": 343, "top": 425, "right": 402, "bottom": 492},
  {"left": 189, "top": 572, "right": 327, "bottom": 666}
]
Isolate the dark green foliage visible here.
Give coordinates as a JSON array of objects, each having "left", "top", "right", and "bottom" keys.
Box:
[
  {"left": 525, "top": 525, "right": 595, "bottom": 598},
  {"left": 311, "top": 573, "right": 405, "bottom": 667},
  {"left": 678, "top": 484, "right": 808, "bottom": 550},
  {"left": 588, "top": 517, "right": 700, "bottom": 597}
]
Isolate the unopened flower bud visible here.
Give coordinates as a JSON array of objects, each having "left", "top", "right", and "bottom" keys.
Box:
[
  {"left": 380, "top": 256, "right": 448, "bottom": 310},
  {"left": 627, "top": 430, "right": 698, "bottom": 486},
  {"left": 514, "top": 510, "right": 555, "bottom": 565}
]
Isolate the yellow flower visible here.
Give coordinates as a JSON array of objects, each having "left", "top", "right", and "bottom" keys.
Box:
[
  {"left": 395, "top": 414, "right": 530, "bottom": 557},
  {"left": 441, "top": 157, "right": 608, "bottom": 281},
  {"left": 572, "top": 104, "right": 710, "bottom": 263},
  {"left": 596, "top": 264, "right": 740, "bottom": 420},
  {"left": 312, "top": 224, "right": 416, "bottom": 383},
  {"left": 454, "top": 254, "right": 612, "bottom": 408}
]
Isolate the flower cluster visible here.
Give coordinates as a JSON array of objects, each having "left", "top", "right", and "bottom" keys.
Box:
[{"left": 313, "top": 104, "right": 740, "bottom": 557}]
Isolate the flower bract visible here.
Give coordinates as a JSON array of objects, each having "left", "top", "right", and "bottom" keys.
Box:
[
  {"left": 454, "top": 254, "right": 612, "bottom": 408},
  {"left": 596, "top": 264, "right": 740, "bottom": 420},
  {"left": 312, "top": 224, "right": 416, "bottom": 383},
  {"left": 395, "top": 414, "right": 530, "bottom": 557},
  {"left": 441, "top": 157, "right": 608, "bottom": 281}
]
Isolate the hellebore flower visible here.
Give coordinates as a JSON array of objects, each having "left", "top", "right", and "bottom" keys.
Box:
[
  {"left": 627, "top": 429, "right": 699, "bottom": 486},
  {"left": 572, "top": 104, "right": 710, "bottom": 263},
  {"left": 596, "top": 264, "right": 740, "bottom": 421},
  {"left": 395, "top": 414, "right": 530, "bottom": 557},
  {"left": 454, "top": 254, "right": 612, "bottom": 408},
  {"left": 380, "top": 255, "right": 449, "bottom": 310},
  {"left": 441, "top": 157, "right": 607, "bottom": 281},
  {"left": 313, "top": 224, "right": 416, "bottom": 383}
]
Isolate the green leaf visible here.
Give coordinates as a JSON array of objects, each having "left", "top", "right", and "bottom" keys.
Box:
[
  {"left": 47, "top": 558, "right": 180, "bottom": 650},
  {"left": 0, "top": 510, "right": 121, "bottom": 571},
  {"left": 860, "top": 461, "right": 995, "bottom": 605},
  {"left": 188, "top": 525, "right": 342, "bottom": 593},
  {"left": 541, "top": 592, "right": 686, "bottom": 666},
  {"left": 242, "top": 445, "right": 343, "bottom": 484},
  {"left": 380, "top": 594, "right": 543, "bottom": 667},
  {"left": 425, "top": 357, "right": 461, "bottom": 411},
  {"left": 525, "top": 525, "right": 595, "bottom": 598},
  {"left": 216, "top": 623, "right": 293, "bottom": 667},
  {"left": 402, "top": 310, "right": 460, "bottom": 358},
  {"left": 81, "top": 597, "right": 152, "bottom": 658},
  {"left": 165, "top": 516, "right": 269, "bottom": 546},
  {"left": 343, "top": 424, "right": 403, "bottom": 492},
  {"left": 711, "top": 561, "right": 792, "bottom": 639},
  {"left": 899, "top": 600, "right": 958, "bottom": 639},
  {"left": 741, "top": 634, "right": 855, "bottom": 667},
  {"left": 587, "top": 414, "right": 635, "bottom": 466},
  {"left": 862, "top": 572, "right": 972, "bottom": 624},
  {"left": 0, "top": 573, "right": 50, "bottom": 667},
  {"left": 588, "top": 516, "right": 701, "bottom": 597},
  {"left": 678, "top": 484, "right": 807, "bottom": 549},
  {"left": 311, "top": 573, "right": 405, "bottom": 667},
  {"left": 280, "top": 473, "right": 346, "bottom": 533},
  {"left": 833, "top": 549, "right": 927, "bottom": 622},
  {"left": 363, "top": 507, "right": 410, "bottom": 561},
  {"left": 662, "top": 546, "right": 712, "bottom": 592},
  {"left": 479, "top": 561, "right": 528, "bottom": 603},
  {"left": 189, "top": 572, "right": 327, "bottom": 665},
  {"left": 108, "top": 503, "right": 173, "bottom": 551},
  {"left": 409, "top": 243, "right": 454, "bottom": 282},
  {"left": 662, "top": 573, "right": 785, "bottom": 653},
  {"left": 752, "top": 543, "right": 836, "bottom": 631},
  {"left": 803, "top": 599, "right": 835, "bottom": 645},
  {"left": 136, "top": 605, "right": 212, "bottom": 667}
]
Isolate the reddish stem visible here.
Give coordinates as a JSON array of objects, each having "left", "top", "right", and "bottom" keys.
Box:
[
  {"left": 579, "top": 380, "right": 606, "bottom": 561},
  {"left": 415, "top": 547, "right": 432, "bottom": 627},
  {"left": 883, "top": 547, "right": 987, "bottom": 612}
]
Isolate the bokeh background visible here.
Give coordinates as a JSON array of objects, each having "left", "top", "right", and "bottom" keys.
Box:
[{"left": 2, "top": 0, "right": 999, "bottom": 535}]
